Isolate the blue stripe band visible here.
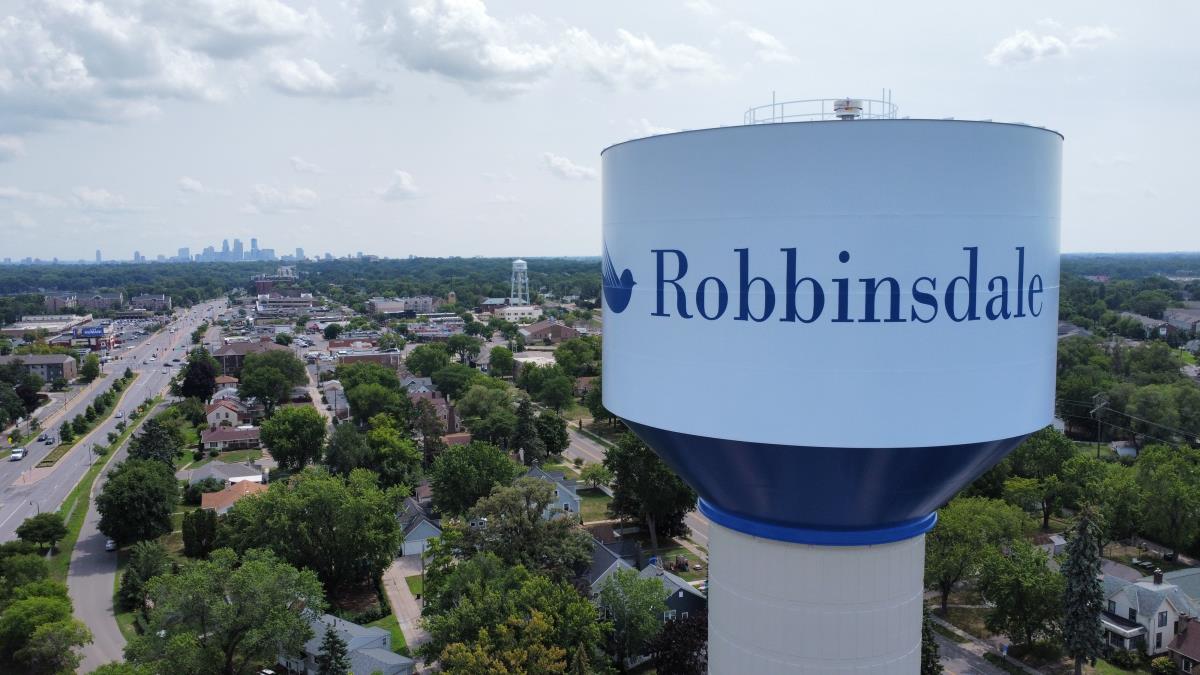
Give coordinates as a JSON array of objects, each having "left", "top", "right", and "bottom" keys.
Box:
[{"left": 700, "top": 499, "right": 938, "bottom": 546}]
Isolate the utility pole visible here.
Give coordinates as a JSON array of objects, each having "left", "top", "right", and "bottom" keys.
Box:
[{"left": 1090, "top": 393, "right": 1109, "bottom": 459}]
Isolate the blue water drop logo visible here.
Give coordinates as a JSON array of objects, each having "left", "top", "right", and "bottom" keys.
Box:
[{"left": 602, "top": 243, "right": 636, "bottom": 313}]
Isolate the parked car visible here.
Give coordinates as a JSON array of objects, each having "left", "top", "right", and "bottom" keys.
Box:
[{"left": 105, "top": 539, "right": 117, "bottom": 552}]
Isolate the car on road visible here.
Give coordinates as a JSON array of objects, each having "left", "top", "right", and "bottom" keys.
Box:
[
  {"left": 9, "top": 448, "right": 27, "bottom": 461},
  {"left": 36, "top": 433, "right": 46, "bottom": 442},
  {"left": 162, "top": 368, "right": 169, "bottom": 374},
  {"left": 44, "top": 437, "right": 55, "bottom": 445},
  {"left": 115, "top": 411, "right": 123, "bottom": 418},
  {"left": 105, "top": 539, "right": 117, "bottom": 552}
]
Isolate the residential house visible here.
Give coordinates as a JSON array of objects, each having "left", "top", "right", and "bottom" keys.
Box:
[
  {"left": 214, "top": 374, "right": 238, "bottom": 387},
  {"left": 442, "top": 432, "right": 472, "bottom": 447},
  {"left": 582, "top": 537, "right": 639, "bottom": 600},
  {"left": 200, "top": 427, "right": 261, "bottom": 453},
  {"left": 1102, "top": 571, "right": 1198, "bottom": 656},
  {"left": 574, "top": 376, "right": 597, "bottom": 397},
  {"left": 279, "top": 613, "right": 414, "bottom": 675},
  {"left": 399, "top": 497, "right": 441, "bottom": 557},
  {"left": 210, "top": 386, "right": 242, "bottom": 403},
  {"left": 1169, "top": 618, "right": 1200, "bottom": 674},
  {"left": 212, "top": 339, "right": 290, "bottom": 376},
  {"left": 524, "top": 465, "right": 581, "bottom": 520},
  {"left": 1119, "top": 312, "right": 1174, "bottom": 340},
  {"left": 200, "top": 481, "right": 267, "bottom": 515},
  {"left": 130, "top": 294, "right": 172, "bottom": 312},
  {"left": 178, "top": 459, "right": 264, "bottom": 486},
  {"left": 1165, "top": 308, "right": 1200, "bottom": 336},
  {"left": 639, "top": 564, "right": 708, "bottom": 623},
  {"left": 1058, "top": 320, "right": 1093, "bottom": 340},
  {"left": 206, "top": 399, "right": 249, "bottom": 428},
  {"left": 1153, "top": 569, "right": 1200, "bottom": 605},
  {"left": 0, "top": 354, "right": 77, "bottom": 381},
  {"left": 409, "top": 393, "right": 459, "bottom": 434},
  {"left": 519, "top": 319, "right": 579, "bottom": 344}
]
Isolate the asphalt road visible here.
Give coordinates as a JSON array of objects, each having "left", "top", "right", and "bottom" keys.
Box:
[
  {"left": 0, "top": 304, "right": 216, "bottom": 542},
  {"left": 65, "top": 301, "right": 224, "bottom": 672}
]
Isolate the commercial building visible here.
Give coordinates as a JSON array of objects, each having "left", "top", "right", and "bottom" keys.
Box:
[
  {"left": 0, "top": 354, "right": 78, "bottom": 381},
  {"left": 0, "top": 314, "right": 92, "bottom": 338},
  {"left": 492, "top": 305, "right": 543, "bottom": 323},
  {"left": 519, "top": 318, "right": 579, "bottom": 344},
  {"left": 77, "top": 292, "right": 124, "bottom": 311},
  {"left": 69, "top": 320, "right": 116, "bottom": 351},
  {"left": 130, "top": 294, "right": 172, "bottom": 312},
  {"left": 43, "top": 294, "right": 77, "bottom": 312},
  {"left": 366, "top": 296, "right": 440, "bottom": 315}
]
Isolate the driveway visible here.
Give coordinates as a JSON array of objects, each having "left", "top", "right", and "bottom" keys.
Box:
[
  {"left": 1103, "top": 558, "right": 1144, "bottom": 582},
  {"left": 936, "top": 634, "right": 1009, "bottom": 674},
  {"left": 383, "top": 555, "right": 430, "bottom": 656}
]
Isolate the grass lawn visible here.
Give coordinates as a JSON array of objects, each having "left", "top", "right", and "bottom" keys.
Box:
[
  {"left": 405, "top": 574, "right": 423, "bottom": 597},
  {"left": 582, "top": 420, "right": 624, "bottom": 446},
  {"left": 930, "top": 621, "right": 969, "bottom": 644},
  {"left": 1105, "top": 542, "right": 1194, "bottom": 574},
  {"left": 652, "top": 543, "right": 707, "bottom": 582},
  {"left": 1093, "top": 659, "right": 1151, "bottom": 674},
  {"left": 939, "top": 606, "right": 993, "bottom": 640},
  {"left": 560, "top": 402, "right": 590, "bottom": 421},
  {"left": 1181, "top": 350, "right": 1198, "bottom": 366},
  {"left": 540, "top": 461, "right": 580, "bottom": 480},
  {"left": 1073, "top": 440, "right": 1118, "bottom": 460},
  {"left": 113, "top": 549, "right": 138, "bottom": 641},
  {"left": 578, "top": 487, "right": 612, "bottom": 523},
  {"left": 366, "top": 613, "right": 410, "bottom": 656}
]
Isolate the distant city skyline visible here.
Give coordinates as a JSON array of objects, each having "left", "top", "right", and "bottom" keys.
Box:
[{"left": 3, "top": 235, "right": 315, "bottom": 265}]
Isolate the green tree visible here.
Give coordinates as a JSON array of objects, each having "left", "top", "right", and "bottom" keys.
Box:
[
  {"left": 128, "top": 416, "right": 184, "bottom": 466},
  {"left": 182, "top": 509, "right": 219, "bottom": 559},
  {"left": 323, "top": 323, "right": 343, "bottom": 340},
  {"left": 238, "top": 350, "right": 307, "bottom": 416},
  {"left": 1098, "top": 463, "right": 1142, "bottom": 545},
  {"left": 217, "top": 469, "right": 404, "bottom": 591},
  {"left": 1135, "top": 445, "right": 1200, "bottom": 554},
  {"left": 413, "top": 398, "right": 446, "bottom": 468},
  {"left": 553, "top": 336, "right": 601, "bottom": 377},
  {"left": 180, "top": 348, "right": 219, "bottom": 400},
  {"left": 15, "top": 513, "right": 67, "bottom": 551},
  {"left": 431, "top": 362, "right": 480, "bottom": 400},
  {"left": 459, "top": 478, "right": 593, "bottom": 581},
  {"left": 489, "top": 346, "right": 515, "bottom": 378},
  {"left": 648, "top": 610, "right": 707, "bottom": 675},
  {"left": 605, "top": 433, "right": 697, "bottom": 555},
  {"left": 96, "top": 459, "right": 179, "bottom": 545},
  {"left": 364, "top": 414, "right": 423, "bottom": 489},
  {"left": 539, "top": 375, "right": 574, "bottom": 412},
  {"left": 1062, "top": 506, "right": 1105, "bottom": 675},
  {"left": 1059, "top": 455, "right": 1106, "bottom": 509},
  {"left": 1008, "top": 426, "right": 1075, "bottom": 529},
  {"left": 125, "top": 548, "right": 324, "bottom": 675},
  {"left": 260, "top": 405, "right": 326, "bottom": 470},
  {"left": 345, "top": 383, "right": 406, "bottom": 427},
  {"left": 439, "top": 612, "right": 571, "bottom": 673},
  {"left": 335, "top": 361, "right": 400, "bottom": 391},
  {"left": 921, "top": 606, "right": 942, "bottom": 675},
  {"left": 446, "top": 334, "right": 483, "bottom": 364},
  {"left": 430, "top": 441, "right": 522, "bottom": 517},
  {"left": 274, "top": 333, "right": 293, "bottom": 346},
  {"left": 118, "top": 541, "right": 170, "bottom": 613},
  {"left": 323, "top": 423, "right": 372, "bottom": 475},
  {"left": 979, "top": 541, "right": 1065, "bottom": 647},
  {"left": 0, "top": 595, "right": 72, "bottom": 662},
  {"left": 405, "top": 343, "right": 451, "bottom": 377},
  {"left": 536, "top": 411, "right": 569, "bottom": 457},
  {"left": 599, "top": 567, "right": 666, "bottom": 670},
  {"left": 92, "top": 662, "right": 153, "bottom": 674},
  {"left": 80, "top": 354, "right": 101, "bottom": 382},
  {"left": 71, "top": 415, "right": 87, "bottom": 436},
  {"left": 315, "top": 622, "right": 351, "bottom": 675},
  {"left": 421, "top": 553, "right": 604, "bottom": 663},
  {"left": 580, "top": 463, "right": 613, "bottom": 489},
  {"left": 15, "top": 618, "right": 92, "bottom": 675},
  {"left": 925, "top": 497, "right": 1027, "bottom": 613},
  {"left": 57, "top": 423, "right": 73, "bottom": 444},
  {"left": 585, "top": 376, "right": 614, "bottom": 425},
  {"left": 512, "top": 398, "right": 546, "bottom": 465}
]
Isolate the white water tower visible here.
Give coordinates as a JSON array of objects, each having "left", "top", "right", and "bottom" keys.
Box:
[{"left": 510, "top": 259, "right": 530, "bottom": 305}]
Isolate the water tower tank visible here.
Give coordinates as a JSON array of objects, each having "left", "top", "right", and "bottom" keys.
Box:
[{"left": 602, "top": 113, "right": 1061, "bottom": 672}]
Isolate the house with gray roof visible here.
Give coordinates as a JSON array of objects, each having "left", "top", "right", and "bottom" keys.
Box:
[
  {"left": 279, "top": 613, "right": 413, "bottom": 675},
  {"left": 399, "top": 496, "right": 441, "bottom": 557},
  {"left": 1102, "top": 570, "right": 1198, "bottom": 656},
  {"left": 639, "top": 564, "right": 707, "bottom": 623},
  {"left": 582, "top": 537, "right": 638, "bottom": 599},
  {"left": 177, "top": 460, "right": 264, "bottom": 486},
  {"left": 1143, "top": 568, "right": 1200, "bottom": 606},
  {"left": 524, "top": 465, "right": 581, "bottom": 521}
]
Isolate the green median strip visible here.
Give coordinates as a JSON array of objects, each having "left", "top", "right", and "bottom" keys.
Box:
[
  {"left": 37, "top": 373, "right": 131, "bottom": 468},
  {"left": 49, "top": 394, "right": 160, "bottom": 582}
]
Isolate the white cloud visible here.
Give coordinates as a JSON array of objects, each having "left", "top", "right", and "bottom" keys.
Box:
[
  {"left": 488, "top": 193, "right": 519, "bottom": 204},
  {"left": 542, "top": 152, "right": 596, "bottom": 180},
  {"left": 73, "top": 186, "right": 133, "bottom": 211},
  {"left": 352, "top": 0, "right": 556, "bottom": 97},
  {"left": 684, "top": 0, "right": 719, "bottom": 16},
  {"left": 177, "top": 176, "right": 231, "bottom": 195},
  {"left": 727, "top": 22, "right": 794, "bottom": 63},
  {"left": 266, "top": 58, "right": 385, "bottom": 98},
  {"left": 0, "top": 186, "right": 62, "bottom": 207},
  {"left": 351, "top": 0, "right": 721, "bottom": 95},
  {"left": 0, "top": 136, "right": 25, "bottom": 161},
  {"left": 633, "top": 118, "right": 677, "bottom": 136},
  {"left": 987, "top": 24, "right": 1116, "bottom": 66},
  {"left": 290, "top": 156, "right": 323, "bottom": 174},
  {"left": 562, "top": 28, "right": 723, "bottom": 89},
  {"left": 146, "top": 0, "right": 327, "bottom": 59},
  {"left": 377, "top": 170, "right": 423, "bottom": 201},
  {"left": 242, "top": 184, "right": 318, "bottom": 214},
  {"left": 8, "top": 211, "right": 39, "bottom": 231}
]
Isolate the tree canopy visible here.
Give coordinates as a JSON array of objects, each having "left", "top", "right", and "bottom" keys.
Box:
[
  {"left": 605, "top": 433, "right": 697, "bottom": 555},
  {"left": 97, "top": 459, "right": 179, "bottom": 545}
]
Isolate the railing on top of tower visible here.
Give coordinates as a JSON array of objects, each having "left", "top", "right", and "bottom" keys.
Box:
[{"left": 743, "top": 95, "right": 898, "bottom": 125}]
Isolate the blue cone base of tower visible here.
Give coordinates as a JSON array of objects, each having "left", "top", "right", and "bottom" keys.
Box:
[
  {"left": 623, "top": 420, "right": 1031, "bottom": 546},
  {"left": 700, "top": 498, "right": 937, "bottom": 546}
]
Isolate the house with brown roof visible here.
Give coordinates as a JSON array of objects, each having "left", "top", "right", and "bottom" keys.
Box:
[
  {"left": 201, "top": 481, "right": 268, "bottom": 515},
  {"left": 215, "top": 374, "right": 239, "bottom": 386},
  {"left": 213, "top": 339, "right": 290, "bottom": 376},
  {"left": 201, "top": 426, "right": 261, "bottom": 452},
  {"left": 1170, "top": 618, "right": 1200, "bottom": 673},
  {"left": 409, "top": 392, "right": 458, "bottom": 432},
  {"left": 206, "top": 399, "right": 250, "bottom": 428},
  {"left": 519, "top": 319, "right": 579, "bottom": 344},
  {"left": 442, "top": 432, "right": 472, "bottom": 447}
]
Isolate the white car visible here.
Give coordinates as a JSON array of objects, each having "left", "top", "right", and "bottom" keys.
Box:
[
  {"left": 105, "top": 539, "right": 117, "bottom": 552},
  {"left": 9, "top": 448, "right": 27, "bottom": 461}
]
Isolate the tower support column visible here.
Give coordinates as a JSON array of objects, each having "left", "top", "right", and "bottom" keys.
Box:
[{"left": 708, "top": 522, "right": 926, "bottom": 674}]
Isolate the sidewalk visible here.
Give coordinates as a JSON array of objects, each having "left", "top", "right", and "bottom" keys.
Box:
[
  {"left": 383, "top": 555, "right": 430, "bottom": 670},
  {"left": 929, "top": 613, "right": 1043, "bottom": 675}
]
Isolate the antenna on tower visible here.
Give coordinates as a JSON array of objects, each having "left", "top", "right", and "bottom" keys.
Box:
[{"left": 510, "top": 259, "right": 530, "bottom": 305}]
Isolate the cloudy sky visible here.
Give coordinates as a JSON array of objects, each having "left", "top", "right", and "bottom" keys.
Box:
[{"left": 0, "top": 0, "right": 1196, "bottom": 260}]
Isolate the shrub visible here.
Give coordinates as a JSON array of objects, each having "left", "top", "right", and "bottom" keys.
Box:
[{"left": 1151, "top": 656, "right": 1175, "bottom": 675}]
